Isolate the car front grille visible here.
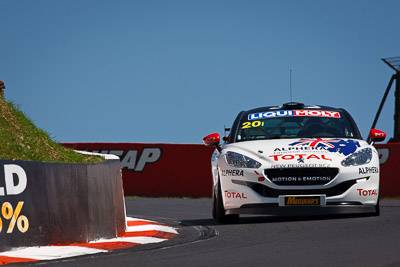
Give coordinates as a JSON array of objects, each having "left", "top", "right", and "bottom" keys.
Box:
[
  {"left": 264, "top": 167, "right": 339, "bottom": 186},
  {"left": 236, "top": 179, "right": 357, "bottom": 198}
]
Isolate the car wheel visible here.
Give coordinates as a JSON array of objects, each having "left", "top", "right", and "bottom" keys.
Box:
[
  {"left": 215, "top": 180, "right": 239, "bottom": 224},
  {"left": 212, "top": 186, "right": 217, "bottom": 219},
  {"left": 373, "top": 195, "right": 380, "bottom": 216}
]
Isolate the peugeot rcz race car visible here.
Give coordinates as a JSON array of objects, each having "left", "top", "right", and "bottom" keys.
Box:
[{"left": 203, "top": 102, "right": 386, "bottom": 223}]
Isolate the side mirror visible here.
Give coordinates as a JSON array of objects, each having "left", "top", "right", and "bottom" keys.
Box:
[
  {"left": 369, "top": 129, "right": 386, "bottom": 143},
  {"left": 203, "top": 133, "right": 221, "bottom": 152}
]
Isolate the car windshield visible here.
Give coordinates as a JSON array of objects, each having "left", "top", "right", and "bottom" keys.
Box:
[{"left": 236, "top": 110, "right": 357, "bottom": 141}]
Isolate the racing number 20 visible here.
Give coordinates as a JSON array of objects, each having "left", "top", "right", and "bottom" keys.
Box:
[{"left": 242, "top": 121, "right": 264, "bottom": 129}]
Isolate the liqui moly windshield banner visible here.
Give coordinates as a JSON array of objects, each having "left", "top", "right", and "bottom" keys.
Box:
[{"left": 248, "top": 110, "right": 340, "bottom": 120}]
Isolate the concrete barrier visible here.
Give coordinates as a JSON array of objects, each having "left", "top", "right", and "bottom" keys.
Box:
[{"left": 0, "top": 159, "right": 125, "bottom": 252}]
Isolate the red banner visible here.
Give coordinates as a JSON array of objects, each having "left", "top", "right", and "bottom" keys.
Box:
[
  {"left": 62, "top": 143, "right": 215, "bottom": 197},
  {"left": 62, "top": 143, "right": 400, "bottom": 198},
  {"left": 375, "top": 143, "right": 400, "bottom": 197}
]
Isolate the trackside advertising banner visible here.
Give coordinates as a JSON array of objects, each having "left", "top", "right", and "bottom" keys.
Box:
[
  {"left": 62, "top": 143, "right": 400, "bottom": 198},
  {"left": 375, "top": 143, "right": 400, "bottom": 197},
  {"left": 62, "top": 143, "right": 215, "bottom": 197}
]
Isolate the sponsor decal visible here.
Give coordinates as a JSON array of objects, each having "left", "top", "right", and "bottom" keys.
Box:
[
  {"left": 0, "top": 165, "right": 30, "bottom": 234},
  {"left": 357, "top": 189, "right": 377, "bottom": 196},
  {"left": 85, "top": 148, "right": 162, "bottom": 171},
  {"left": 221, "top": 169, "right": 244, "bottom": 176},
  {"left": 0, "top": 164, "right": 27, "bottom": 196},
  {"left": 359, "top": 167, "right": 378, "bottom": 175},
  {"left": 271, "top": 176, "right": 332, "bottom": 183},
  {"left": 269, "top": 154, "right": 332, "bottom": 162},
  {"left": 270, "top": 164, "right": 330, "bottom": 168},
  {"left": 0, "top": 201, "right": 29, "bottom": 233},
  {"left": 241, "top": 120, "right": 264, "bottom": 129},
  {"left": 224, "top": 190, "right": 247, "bottom": 199},
  {"left": 248, "top": 110, "right": 340, "bottom": 120},
  {"left": 273, "top": 146, "right": 328, "bottom": 155},
  {"left": 289, "top": 138, "right": 360, "bottom": 156},
  {"left": 285, "top": 196, "right": 320, "bottom": 206},
  {"left": 204, "top": 136, "right": 218, "bottom": 142}
]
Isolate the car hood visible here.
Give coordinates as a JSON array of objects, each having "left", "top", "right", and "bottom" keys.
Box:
[{"left": 223, "top": 138, "right": 369, "bottom": 168}]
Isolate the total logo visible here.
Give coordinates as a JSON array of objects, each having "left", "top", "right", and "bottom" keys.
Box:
[
  {"left": 269, "top": 154, "right": 332, "bottom": 162},
  {"left": 224, "top": 190, "right": 247, "bottom": 199},
  {"left": 357, "top": 189, "right": 377, "bottom": 196}
]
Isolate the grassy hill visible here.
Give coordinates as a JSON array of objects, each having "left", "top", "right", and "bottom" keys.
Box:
[{"left": 0, "top": 97, "right": 102, "bottom": 163}]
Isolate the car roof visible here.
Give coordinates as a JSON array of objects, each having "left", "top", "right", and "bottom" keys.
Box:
[{"left": 243, "top": 102, "right": 344, "bottom": 115}]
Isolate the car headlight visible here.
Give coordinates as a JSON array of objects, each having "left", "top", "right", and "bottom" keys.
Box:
[
  {"left": 225, "top": 151, "right": 261, "bottom": 168},
  {"left": 341, "top": 148, "right": 372, "bottom": 167}
]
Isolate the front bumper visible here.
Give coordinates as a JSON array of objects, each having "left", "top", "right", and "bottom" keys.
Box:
[
  {"left": 225, "top": 203, "right": 377, "bottom": 216},
  {"left": 219, "top": 167, "right": 380, "bottom": 214}
]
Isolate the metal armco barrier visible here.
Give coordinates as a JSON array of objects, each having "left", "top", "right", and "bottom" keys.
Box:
[
  {"left": 0, "top": 159, "right": 125, "bottom": 252},
  {"left": 62, "top": 143, "right": 215, "bottom": 197},
  {"left": 376, "top": 143, "right": 400, "bottom": 197}
]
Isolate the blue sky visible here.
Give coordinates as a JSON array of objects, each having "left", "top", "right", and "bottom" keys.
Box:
[{"left": 1, "top": 0, "right": 399, "bottom": 143}]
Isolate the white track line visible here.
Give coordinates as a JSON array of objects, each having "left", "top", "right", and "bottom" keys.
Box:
[
  {"left": 126, "top": 216, "right": 157, "bottom": 223},
  {"left": 126, "top": 225, "right": 178, "bottom": 234},
  {"left": 0, "top": 246, "right": 107, "bottom": 261},
  {"left": 90, "top": 236, "right": 167, "bottom": 244}
]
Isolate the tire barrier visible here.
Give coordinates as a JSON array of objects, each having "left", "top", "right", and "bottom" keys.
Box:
[
  {"left": 62, "top": 143, "right": 400, "bottom": 198},
  {"left": 0, "top": 159, "right": 125, "bottom": 252},
  {"left": 62, "top": 143, "right": 215, "bottom": 197}
]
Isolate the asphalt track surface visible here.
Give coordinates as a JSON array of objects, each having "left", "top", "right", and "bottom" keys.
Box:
[{"left": 22, "top": 198, "right": 400, "bottom": 267}]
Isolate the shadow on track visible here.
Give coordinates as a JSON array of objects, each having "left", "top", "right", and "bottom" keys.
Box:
[{"left": 182, "top": 212, "right": 378, "bottom": 226}]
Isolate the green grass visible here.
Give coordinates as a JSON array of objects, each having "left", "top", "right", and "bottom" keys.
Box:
[{"left": 0, "top": 97, "right": 103, "bottom": 163}]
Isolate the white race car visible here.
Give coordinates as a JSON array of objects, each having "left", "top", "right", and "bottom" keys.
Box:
[{"left": 203, "top": 102, "right": 386, "bottom": 223}]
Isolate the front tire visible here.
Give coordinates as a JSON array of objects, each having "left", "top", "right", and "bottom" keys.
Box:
[
  {"left": 214, "top": 181, "right": 239, "bottom": 224},
  {"left": 373, "top": 196, "right": 380, "bottom": 216}
]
